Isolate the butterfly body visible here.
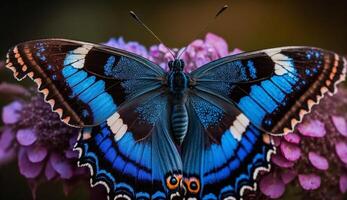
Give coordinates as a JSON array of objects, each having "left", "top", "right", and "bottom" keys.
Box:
[
  {"left": 167, "top": 59, "right": 190, "bottom": 144},
  {"left": 5, "top": 39, "right": 346, "bottom": 200}
]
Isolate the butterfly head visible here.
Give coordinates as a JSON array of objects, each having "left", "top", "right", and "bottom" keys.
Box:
[{"left": 169, "top": 59, "right": 185, "bottom": 72}]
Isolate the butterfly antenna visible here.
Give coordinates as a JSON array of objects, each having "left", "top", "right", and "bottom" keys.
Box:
[
  {"left": 130, "top": 11, "right": 175, "bottom": 59},
  {"left": 177, "top": 4, "right": 229, "bottom": 59}
]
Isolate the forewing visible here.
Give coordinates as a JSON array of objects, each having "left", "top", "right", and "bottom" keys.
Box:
[
  {"left": 191, "top": 47, "right": 346, "bottom": 135},
  {"left": 5, "top": 39, "right": 165, "bottom": 127}
]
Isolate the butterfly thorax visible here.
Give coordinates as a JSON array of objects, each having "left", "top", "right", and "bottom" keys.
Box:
[{"left": 167, "top": 59, "right": 190, "bottom": 145}]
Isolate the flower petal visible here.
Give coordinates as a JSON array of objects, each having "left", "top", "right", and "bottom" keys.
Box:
[
  {"left": 18, "top": 148, "right": 43, "bottom": 179},
  {"left": 280, "top": 141, "right": 301, "bottom": 161},
  {"left": 0, "top": 128, "right": 15, "bottom": 150},
  {"left": 339, "top": 174, "right": 347, "bottom": 193},
  {"left": 308, "top": 152, "right": 329, "bottom": 170},
  {"left": 284, "top": 133, "right": 301, "bottom": 144},
  {"left": 205, "top": 33, "right": 228, "bottom": 57},
  {"left": 271, "top": 153, "right": 295, "bottom": 168},
  {"left": 335, "top": 142, "right": 347, "bottom": 165},
  {"left": 0, "top": 146, "right": 15, "bottom": 165},
  {"left": 259, "top": 173, "right": 285, "bottom": 199},
  {"left": 281, "top": 170, "right": 297, "bottom": 184},
  {"left": 298, "top": 174, "right": 321, "bottom": 190},
  {"left": 16, "top": 129, "right": 37, "bottom": 146},
  {"left": 332, "top": 116, "right": 347, "bottom": 137},
  {"left": 229, "top": 48, "right": 244, "bottom": 55},
  {"left": 64, "top": 150, "right": 78, "bottom": 159},
  {"left": 0, "top": 83, "right": 30, "bottom": 97},
  {"left": 50, "top": 153, "right": 73, "bottom": 179},
  {"left": 297, "top": 120, "right": 326, "bottom": 137},
  {"left": 2, "top": 101, "right": 22, "bottom": 124},
  {"left": 45, "top": 159, "right": 57, "bottom": 181},
  {"left": 27, "top": 146, "right": 48, "bottom": 163},
  {"left": 271, "top": 136, "right": 282, "bottom": 147}
]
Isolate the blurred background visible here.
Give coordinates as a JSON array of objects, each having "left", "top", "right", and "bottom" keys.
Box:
[{"left": 0, "top": 0, "right": 347, "bottom": 199}]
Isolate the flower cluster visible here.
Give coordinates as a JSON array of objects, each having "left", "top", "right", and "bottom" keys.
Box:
[
  {"left": 104, "top": 33, "right": 242, "bottom": 72},
  {"left": 256, "top": 88, "right": 347, "bottom": 200},
  {"left": 0, "top": 88, "right": 86, "bottom": 197},
  {"left": 0, "top": 34, "right": 346, "bottom": 200}
]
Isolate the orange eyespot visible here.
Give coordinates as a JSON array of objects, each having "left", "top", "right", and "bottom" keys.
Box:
[
  {"left": 184, "top": 177, "right": 200, "bottom": 194},
  {"left": 166, "top": 174, "right": 182, "bottom": 190}
]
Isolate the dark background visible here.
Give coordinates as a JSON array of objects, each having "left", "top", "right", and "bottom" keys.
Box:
[{"left": 0, "top": 0, "right": 347, "bottom": 199}]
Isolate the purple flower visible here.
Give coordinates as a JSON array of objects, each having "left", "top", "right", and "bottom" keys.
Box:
[
  {"left": 283, "top": 133, "right": 301, "bottom": 144},
  {"left": 258, "top": 87, "right": 347, "bottom": 199},
  {"left": 332, "top": 115, "right": 347, "bottom": 137},
  {"left": 298, "top": 174, "right": 321, "bottom": 190},
  {"left": 259, "top": 173, "right": 285, "bottom": 199},
  {"left": 149, "top": 44, "right": 177, "bottom": 71},
  {"left": 179, "top": 33, "right": 229, "bottom": 72},
  {"left": 335, "top": 142, "right": 347, "bottom": 164},
  {"left": 308, "top": 152, "right": 329, "bottom": 170},
  {"left": 271, "top": 153, "right": 295, "bottom": 168},
  {"left": 104, "top": 33, "right": 239, "bottom": 73},
  {"left": 297, "top": 119, "right": 326, "bottom": 137},
  {"left": 104, "top": 37, "right": 149, "bottom": 58},
  {"left": 2, "top": 101, "right": 22, "bottom": 124},
  {"left": 0, "top": 93, "right": 86, "bottom": 197},
  {"left": 16, "top": 129, "right": 37, "bottom": 146},
  {"left": 0, "top": 128, "right": 16, "bottom": 165},
  {"left": 340, "top": 174, "right": 347, "bottom": 193},
  {"left": 280, "top": 141, "right": 301, "bottom": 161},
  {"left": 280, "top": 170, "right": 297, "bottom": 184}
]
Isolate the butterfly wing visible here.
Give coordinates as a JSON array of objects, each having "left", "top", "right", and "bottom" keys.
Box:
[
  {"left": 183, "top": 47, "right": 346, "bottom": 198},
  {"left": 75, "top": 90, "right": 182, "bottom": 199},
  {"left": 6, "top": 39, "right": 182, "bottom": 199},
  {"left": 181, "top": 89, "right": 274, "bottom": 199},
  {"left": 191, "top": 47, "right": 347, "bottom": 136},
  {"left": 5, "top": 39, "right": 165, "bottom": 127}
]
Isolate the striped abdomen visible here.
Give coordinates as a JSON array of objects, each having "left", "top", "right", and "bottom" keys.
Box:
[{"left": 171, "top": 104, "right": 188, "bottom": 144}]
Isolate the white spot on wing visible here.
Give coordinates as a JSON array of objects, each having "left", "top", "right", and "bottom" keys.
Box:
[
  {"left": 64, "top": 45, "right": 93, "bottom": 69},
  {"left": 114, "top": 125, "right": 128, "bottom": 141},
  {"left": 229, "top": 114, "right": 250, "bottom": 141},
  {"left": 106, "top": 112, "right": 128, "bottom": 142},
  {"left": 265, "top": 49, "right": 294, "bottom": 75},
  {"left": 111, "top": 118, "right": 124, "bottom": 133},
  {"left": 106, "top": 112, "right": 120, "bottom": 127}
]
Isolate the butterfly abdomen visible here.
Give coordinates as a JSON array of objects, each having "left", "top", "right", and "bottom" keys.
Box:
[
  {"left": 167, "top": 60, "right": 191, "bottom": 144},
  {"left": 171, "top": 103, "right": 188, "bottom": 144}
]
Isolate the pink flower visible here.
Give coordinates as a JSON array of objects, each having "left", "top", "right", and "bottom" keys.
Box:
[
  {"left": 308, "top": 152, "right": 329, "bottom": 170},
  {"left": 179, "top": 33, "right": 230, "bottom": 72},
  {"left": 297, "top": 119, "right": 326, "bottom": 137},
  {"left": 280, "top": 141, "right": 301, "bottom": 161},
  {"left": 339, "top": 174, "right": 347, "bottom": 193},
  {"left": 0, "top": 94, "right": 87, "bottom": 198},
  {"left": 2, "top": 101, "right": 22, "bottom": 124},
  {"left": 298, "top": 174, "right": 321, "bottom": 190},
  {"left": 259, "top": 173, "right": 285, "bottom": 199},
  {"left": 332, "top": 115, "right": 347, "bottom": 137},
  {"left": 335, "top": 142, "right": 347, "bottom": 164},
  {"left": 258, "top": 87, "right": 347, "bottom": 199}
]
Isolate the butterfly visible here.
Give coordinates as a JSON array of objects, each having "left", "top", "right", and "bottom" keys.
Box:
[{"left": 5, "top": 38, "right": 346, "bottom": 200}]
